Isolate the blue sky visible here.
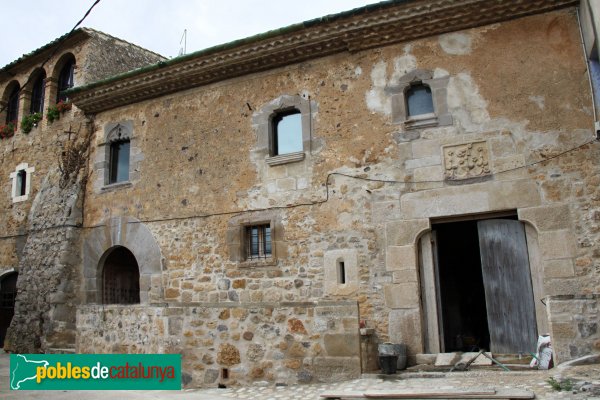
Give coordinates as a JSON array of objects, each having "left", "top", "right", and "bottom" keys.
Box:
[{"left": 1, "top": 0, "right": 382, "bottom": 67}]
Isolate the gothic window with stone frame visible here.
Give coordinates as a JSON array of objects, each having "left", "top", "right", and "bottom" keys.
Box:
[
  {"left": 109, "top": 139, "right": 130, "bottom": 184},
  {"left": 386, "top": 69, "right": 452, "bottom": 130},
  {"left": 98, "top": 121, "right": 139, "bottom": 190}
]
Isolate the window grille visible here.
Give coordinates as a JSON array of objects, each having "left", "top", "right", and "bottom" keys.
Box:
[
  {"left": 102, "top": 247, "right": 140, "bottom": 304},
  {"left": 245, "top": 224, "right": 272, "bottom": 260}
]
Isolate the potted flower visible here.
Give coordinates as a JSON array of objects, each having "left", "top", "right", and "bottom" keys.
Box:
[
  {"left": 0, "top": 121, "right": 16, "bottom": 139},
  {"left": 47, "top": 100, "right": 73, "bottom": 123},
  {"left": 21, "top": 112, "right": 43, "bottom": 134},
  {"left": 56, "top": 99, "right": 72, "bottom": 113}
]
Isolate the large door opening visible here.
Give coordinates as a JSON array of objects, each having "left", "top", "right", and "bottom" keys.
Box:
[
  {"left": 0, "top": 272, "right": 18, "bottom": 348},
  {"left": 435, "top": 220, "right": 490, "bottom": 352},
  {"left": 421, "top": 216, "right": 538, "bottom": 354}
]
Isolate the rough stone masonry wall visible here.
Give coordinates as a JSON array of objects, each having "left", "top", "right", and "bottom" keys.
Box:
[
  {"left": 547, "top": 295, "right": 600, "bottom": 364},
  {"left": 6, "top": 166, "right": 85, "bottom": 353},
  {"left": 81, "top": 8, "right": 597, "bottom": 362},
  {"left": 1, "top": 33, "right": 165, "bottom": 351},
  {"left": 77, "top": 302, "right": 360, "bottom": 387}
]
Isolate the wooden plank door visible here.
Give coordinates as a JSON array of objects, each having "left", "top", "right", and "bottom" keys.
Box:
[
  {"left": 477, "top": 220, "right": 538, "bottom": 353},
  {"left": 419, "top": 231, "right": 444, "bottom": 353}
]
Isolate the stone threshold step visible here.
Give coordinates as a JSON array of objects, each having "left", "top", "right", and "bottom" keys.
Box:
[
  {"left": 46, "top": 348, "right": 76, "bottom": 354},
  {"left": 320, "top": 388, "right": 535, "bottom": 399}
]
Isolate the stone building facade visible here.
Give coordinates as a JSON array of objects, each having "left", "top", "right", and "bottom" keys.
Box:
[{"left": 2, "top": 0, "right": 600, "bottom": 388}]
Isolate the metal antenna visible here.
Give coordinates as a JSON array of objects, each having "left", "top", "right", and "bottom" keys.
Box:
[{"left": 179, "top": 29, "right": 187, "bottom": 56}]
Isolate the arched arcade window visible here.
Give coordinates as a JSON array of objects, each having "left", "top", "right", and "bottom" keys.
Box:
[
  {"left": 5, "top": 83, "right": 20, "bottom": 124},
  {"left": 102, "top": 246, "right": 140, "bottom": 304},
  {"left": 30, "top": 70, "right": 46, "bottom": 114},
  {"left": 56, "top": 56, "right": 75, "bottom": 103}
]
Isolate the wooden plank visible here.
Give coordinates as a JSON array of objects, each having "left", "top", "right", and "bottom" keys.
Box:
[
  {"left": 419, "top": 231, "right": 441, "bottom": 353},
  {"left": 477, "top": 220, "right": 538, "bottom": 354}
]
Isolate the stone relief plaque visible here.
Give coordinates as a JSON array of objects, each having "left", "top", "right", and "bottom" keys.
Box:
[{"left": 443, "top": 141, "right": 490, "bottom": 180}]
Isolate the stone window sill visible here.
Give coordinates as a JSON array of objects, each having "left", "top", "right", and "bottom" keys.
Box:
[
  {"left": 12, "top": 195, "right": 29, "bottom": 203},
  {"left": 404, "top": 113, "right": 438, "bottom": 130},
  {"left": 101, "top": 181, "right": 133, "bottom": 192},
  {"left": 266, "top": 151, "right": 305, "bottom": 166},
  {"left": 239, "top": 258, "right": 277, "bottom": 268}
]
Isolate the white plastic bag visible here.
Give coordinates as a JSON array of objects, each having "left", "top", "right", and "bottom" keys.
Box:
[{"left": 530, "top": 334, "right": 552, "bottom": 369}]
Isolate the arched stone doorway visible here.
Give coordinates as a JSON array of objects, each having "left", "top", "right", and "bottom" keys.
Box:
[
  {"left": 101, "top": 247, "right": 140, "bottom": 304},
  {"left": 83, "top": 216, "right": 163, "bottom": 304},
  {"left": 0, "top": 272, "right": 18, "bottom": 347}
]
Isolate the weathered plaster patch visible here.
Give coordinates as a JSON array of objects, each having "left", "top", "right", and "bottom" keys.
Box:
[
  {"left": 390, "top": 54, "right": 418, "bottom": 84},
  {"left": 529, "top": 95, "right": 545, "bottom": 110},
  {"left": 447, "top": 72, "right": 490, "bottom": 131},
  {"left": 439, "top": 32, "right": 472, "bottom": 55},
  {"left": 366, "top": 50, "right": 418, "bottom": 116},
  {"left": 354, "top": 66, "right": 362, "bottom": 76},
  {"left": 433, "top": 68, "right": 450, "bottom": 79},
  {"left": 365, "top": 61, "right": 391, "bottom": 115}
]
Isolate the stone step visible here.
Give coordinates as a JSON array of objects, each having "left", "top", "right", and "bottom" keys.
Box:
[{"left": 46, "top": 348, "right": 76, "bottom": 354}]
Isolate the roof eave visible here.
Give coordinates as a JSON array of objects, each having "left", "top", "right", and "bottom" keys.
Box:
[{"left": 68, "top": 0, "right": 578, "bottom": 114}]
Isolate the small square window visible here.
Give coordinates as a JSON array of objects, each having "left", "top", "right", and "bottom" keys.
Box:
[
  {"left": 109, "top": 140, "right": 130, "bottom": 184},
  {"left": 273, "top": 110, "right": 302, "bottom": 156},
  {"left": 245, "top": 224, "right": 272, "bottom": 260}
]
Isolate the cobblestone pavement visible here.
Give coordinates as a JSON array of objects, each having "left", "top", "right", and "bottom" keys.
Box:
[
  {"left": 1, "top": 349, "right": 598, "bottom": 400},
  {"left": 200, "top": 368, "right": 600, "bottom": 400}
]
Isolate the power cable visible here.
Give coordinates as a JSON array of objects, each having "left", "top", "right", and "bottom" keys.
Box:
[{"left": 0, "top": 136, "right": 596, "bottom": 240}]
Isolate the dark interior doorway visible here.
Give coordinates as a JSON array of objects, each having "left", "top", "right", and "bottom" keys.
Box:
[
  {"left": 430, "top": 215, "right": 538, "bottom": 354},
  {"left": 434, "top": 220, "right": 490, "bottom": 352},
  {"left": 102, "top": 246, "right": 140, "bottom": 304},
  {"left": 0, "top": 272, "right": 18, "bottom": 348}
]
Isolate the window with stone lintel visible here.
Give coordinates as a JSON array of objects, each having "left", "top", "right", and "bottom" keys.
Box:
[
  {"left": 227, "top": 211, "right": 285, "bottom": 267},
  {"left": 386, "top": 69, "right": 452, "bottom": 130},
  {"left": 9, "top": 163, "right": 35, "bottom": 203},
  {"left": 95, "top": 121, "right": 141, "bottom": 192},
  {"left": 253, "top": 94, "right": 316, "bottom": 166}
]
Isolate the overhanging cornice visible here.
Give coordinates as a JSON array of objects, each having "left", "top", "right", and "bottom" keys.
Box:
[{"left": 69, "top": 0, "right": 577, "bottom": 114}]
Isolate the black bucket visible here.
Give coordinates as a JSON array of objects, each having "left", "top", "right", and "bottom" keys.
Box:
[{"left": 379, "top": 355, "right": 398, "bottom": 374}]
